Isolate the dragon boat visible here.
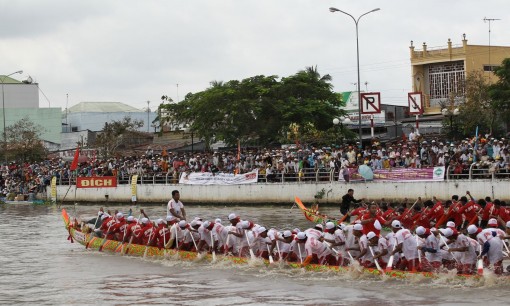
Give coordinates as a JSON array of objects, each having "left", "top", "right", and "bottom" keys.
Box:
[
  {"left": 294, "top": 196, "right": 345, "bottom": 225},
  {"left": 62, "top": 208, "right": 494, "bottom": 281}
]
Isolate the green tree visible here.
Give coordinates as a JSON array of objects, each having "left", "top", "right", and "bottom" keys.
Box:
[
  {"left": 489, "top": 58, "right": 510, "bottom": 133},
  {"left": 94, "top": 116, "right": 143, "bottom": 158},
  {"left": 456, "top": 70, "right": 495, "bottom": 135},
  {"left": 159, "top": 66, "right": 347, "bottom": 148},
  {"left": 5, "top": 117, "right": 47, "bottom": 161}
]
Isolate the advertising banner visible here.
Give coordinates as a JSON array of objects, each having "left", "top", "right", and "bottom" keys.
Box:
[
  {"left": 51, "top": 176, "right": 57, "bottom": 202},
  {"left": 340, "top": 167, "right": 445, "bottom": 182},
  {"left": 131, "top": 175, "right": 138, "bottom": 202},
  {"left": 179, "top": 169, "right": 258, "bottom": 185},
  {"left": 76, "top": 176, "right": 117, "bottom": 188}
]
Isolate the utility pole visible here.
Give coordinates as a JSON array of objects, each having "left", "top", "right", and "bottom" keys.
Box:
[
  {"left": 483, "top": 17, "right": 500, "bottom": 83},
  {"left": 147, "top": 100, "right": 150, "bottom": 132}
]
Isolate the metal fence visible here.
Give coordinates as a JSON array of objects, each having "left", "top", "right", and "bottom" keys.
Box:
[{"left": 54, "top": 165, "right": 510, "bottom": 186}]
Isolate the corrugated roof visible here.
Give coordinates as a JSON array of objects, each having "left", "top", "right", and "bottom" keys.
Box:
[
  {"left": 68, "top": 102, "right": 142, "bottom": 113},
  {"left": 0, "top": 76, "right": 22, "bottom": 84}
]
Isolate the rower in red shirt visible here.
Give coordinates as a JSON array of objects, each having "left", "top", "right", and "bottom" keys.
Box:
[
  {"left": 448, "top": 196, "right": 464, "bottom": 229},
  {"left": 397, "top": 206, "right": 416, "bottom": 229},
  {"left": 153, "top": 218, "right": 171, "bottom": 249},
  {"left": 138, "top": 218, "right": 156, "bottom": 246},
  {"left": 458, "top": 192, "right": 481, "bottom": 228},
  {"left": 425, "top": 197, "right": 444, "bottom": 226},
  {"left": 411, "top": 205, "right": 430, "bottom": 230},
  {"left": 360, "top": 202, "right": 391, "bottom": 236},
  {"left": 124, "top": 216, "right": 141, "bottom": 244},
  {"left": 348, "top": 204, "right": 368, "bottom": 222},
  {"left": 496, "top": 202, "right": 510, "bottom": 227},
  {"left": 381, "top": 203, "right": 397, "bottom": 220},
  {"left": 109, "top": 212, "right": 128, "bottom": 241},
  {"left": 99, "top": 214, "right": 117, "bottom": 240},
  {"left": 480, "top": 197, "right": 498, "bottom": 228}
]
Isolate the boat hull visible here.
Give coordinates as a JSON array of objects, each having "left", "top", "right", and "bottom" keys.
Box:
[{"left": 62, "top": 208, "right": 485, "bottom": 281}]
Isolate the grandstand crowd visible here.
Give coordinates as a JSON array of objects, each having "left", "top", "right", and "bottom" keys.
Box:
[{"left": 1, "top": 130, "right": 509, "bottom": 198}]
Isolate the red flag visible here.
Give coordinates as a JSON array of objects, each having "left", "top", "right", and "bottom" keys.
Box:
[{"left": 70, "top": 146, "right": 80, "bottom": 171}]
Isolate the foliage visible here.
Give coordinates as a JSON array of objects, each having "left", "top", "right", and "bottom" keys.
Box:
[
  {"left": 159, "top": 66, "right": 347, "bottom": 148},
  {"left": 94, "top": 116, "right": 143, "bottom": 159},
  {"left": 456, "top": 70, "right": 496, "bottom": 136},
  {"left": 4, "top": 117, "right": 47, "bottom": 161},
  {"left": 489, "top": 58, "right": 510, "bottom": 130}
]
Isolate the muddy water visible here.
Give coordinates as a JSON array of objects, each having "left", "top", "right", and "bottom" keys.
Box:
[{"left": 0, "top": 203, "right": 509, "bottom": 306}]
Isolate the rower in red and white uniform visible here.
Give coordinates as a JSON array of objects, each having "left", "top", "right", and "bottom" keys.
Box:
[
  {"left": 253, "top": 227, "right": 276, "bottom": 259},
  {"left": 212, "top": 219, "right": 230, "bottom": 253},
  {"left": 197, "top": 220, "right": 217, "bottom": 252},
  {"left": 346, "top": 224, "right": 368, "bottom": 263},
  {"left": 153, "top": 218, "right": 171, "bottom": 249},
  {"left": 98, "top": 213, "right": 116, "bottom": 240},
  {"left": 138, "top": 218, "right": 156, "bottom": 246},
  {"left": 304, "top": 224, "right": 324, "bottom": 240},
  {"left": 124, "top": 216, "right": 142, "bottom": 244},
  {"left": 467, "top": 224, "right": 504, "bottom": 275},
  {"left": 276, "top": 230, "right": 298, "bottom": 262},
  {"left": 360, "top": 202, "right": 391, "bottom": 236},
  {"left": 390, "top": 220, "right": 419, "bottom": 271},
  {"left": 109, "top": 212, "right": 128, "bottom": 241},
  {"left": 441, "top": 228, "right": 477, "bottom": 274},
  {"left": 296, "top": 232, "right": 335, "bottom": 266},
  {"left": 423, "top": 198, "right": 443, "bottom": 226},
  {"left": 226, "top": 213, "right": 243, "bottom": 255},
  {"left": 365, "top": 231, "right": 390, "bottom": 268},
  {"left": 416, "top": 226, "right": 442, "bottom": 272},
  {"left": 323, "top": 222, "right": 346, "bottom": 266}
]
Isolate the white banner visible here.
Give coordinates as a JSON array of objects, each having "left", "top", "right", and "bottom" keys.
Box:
[{"left": 179, "top": 169, "right": 258, "bottom": 185}]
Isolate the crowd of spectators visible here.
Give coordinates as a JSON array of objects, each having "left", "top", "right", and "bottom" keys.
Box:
[{"left": 1, "top": 129, "right": 509, "bottom": 199}]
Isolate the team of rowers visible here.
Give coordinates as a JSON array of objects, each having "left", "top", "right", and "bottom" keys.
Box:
[{"left": 80, "top": 190, "right": 510, "bottom": 276}]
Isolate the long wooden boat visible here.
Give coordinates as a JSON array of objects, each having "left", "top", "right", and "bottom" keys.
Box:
[{"left": 62, "top": 208, "right": 490, "bottom": 281}]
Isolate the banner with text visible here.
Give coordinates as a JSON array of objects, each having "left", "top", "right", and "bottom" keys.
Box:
[
  {"left": 77, "top": 177, "right": 117, "bottom": 188},
  {"left": 131, "top": 175, "right": 138, "bottom": 202},
  {"left": 340, "top": 166, "right": 445, "bottom": 182},
  {"left": 179, "top": 169, "right": 258, "bottom": 185}
]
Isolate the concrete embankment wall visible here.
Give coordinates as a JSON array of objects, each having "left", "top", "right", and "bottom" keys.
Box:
[{"left": 54, "top": 180, "right": 508, "bottom": 204}]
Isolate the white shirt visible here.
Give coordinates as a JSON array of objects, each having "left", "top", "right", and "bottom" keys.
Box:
[
  {"left": 304, "top": 236, "right": 332, "bottom": 259},
  {"left": 167, "top": 198, "right": 184, "bottom": 217},
  {"left": 395, "top": 229, "right": 418, "bottom": 260}
]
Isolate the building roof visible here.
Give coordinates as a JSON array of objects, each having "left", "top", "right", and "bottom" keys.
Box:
[
  {"left": 68, "top": 102, "right": 143, "bottom": 113},
  {"left": 341, "top": 92, "right": 353, "bottom": 103},
  {"left": 0, "top": 76, "right": 22, "bottom": 84}
]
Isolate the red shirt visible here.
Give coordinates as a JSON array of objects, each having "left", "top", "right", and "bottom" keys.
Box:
[
  {"left": 110, "top": 219, "right": 128, "bottom": 241},
  {"left": 412, "top": 208, "right": 430, "bottom": 229},
  {"left": 139, "top": 223, "right": 155, "bottom": 246},
  {"left": 498, "top": 207, "right": 510, "bottom": 223},
  {"left": 382, "top": 208, "right": 396, "bottom": 220},
  {"left": 100, "top": 217, "right": 117, "bottom": 240},
  {"left": 458, "top": 201, "right": 480, "bottom": 223},
  {"left": 482, "top": 203, "right": 498, "bottom": 221},
  {"left": 360, "top": 213, "right": 387, "bottom": 236},
  {"left": 154, "top": 225, "right": 171, "bottom": 248},
  {"left": 127, "top": 223, "right": 142, "bottom": 244},
  {"left": 425, "top": 201, "right": 444, "bottom": 222},
  {"left": 350, "top": 207, "right": 367, "bottom": 219},
  {"left": 397, "top": 209, "right": 415, "bottom": 229},
  {"left": 447, "top": 201, "right": 463, "bottom": 226}
]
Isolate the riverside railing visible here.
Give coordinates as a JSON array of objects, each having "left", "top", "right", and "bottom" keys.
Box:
[{"left": 55, "top": 165, "right": 510, "bottom": 186}]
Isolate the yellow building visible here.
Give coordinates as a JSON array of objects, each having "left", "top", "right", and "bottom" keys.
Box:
[{"left": 409, "top": 34, "right": 510, "bottom": 114}]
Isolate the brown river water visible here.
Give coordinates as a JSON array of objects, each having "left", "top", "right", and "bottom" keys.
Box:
[{"left": 1, "top": 203, "right": 509, "bottom": 306}]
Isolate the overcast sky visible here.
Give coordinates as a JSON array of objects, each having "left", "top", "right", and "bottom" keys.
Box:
[{"left": 1, "top": 0, "right": 508, "bottom": 111}]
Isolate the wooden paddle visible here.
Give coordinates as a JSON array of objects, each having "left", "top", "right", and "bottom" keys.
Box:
[
  {"left": 224, "top": 225, "right": 231, "bottom": 254},
  {"left": 266, "top": 244, "right": 274, "bottom": 264},
  {"left": 210, "top": 232, "right": 217, "bottom": 262},
  {"left": 368, "top": 245, "right": 383, "bottom": 273},
  {"left": 143, "top": 229, "right": 155, "bottom": 258},
  {"left": 245, "top": 231, "right": 256, "bottom": 260},
  {"left": 477, "top": 245, "right": 484, "bottom": 276},
  {"left": 122, "top": 214, "right": 141, "bottom": 255},
  {"left": 386, "top": 243, "right": 397, "bottom": 272}
]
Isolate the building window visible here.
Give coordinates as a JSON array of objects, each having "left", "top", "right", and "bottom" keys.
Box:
[
  {"left": 483, "top": 65, "right": 499, "bottom": 72},
  {"left": 427, "top": 60, "right": 465, "bottom": 107}
]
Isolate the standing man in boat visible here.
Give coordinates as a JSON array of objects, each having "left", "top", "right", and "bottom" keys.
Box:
[
  {"left": 340, "top": 189, "right": 362, "bottom": 216},
  {"left": 167, "top": 190, "right": 186, "bottom": 221}
]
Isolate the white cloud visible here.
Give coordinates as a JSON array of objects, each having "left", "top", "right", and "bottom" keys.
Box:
[{"left": 1, "top": 0, "right": 508, "bottom": 110}]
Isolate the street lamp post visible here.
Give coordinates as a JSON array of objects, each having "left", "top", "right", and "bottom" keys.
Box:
[
  {"left": 333, "top": 116, "right": 352, "bottom": 145},
  {"left": 441, "top": 107, "right": 460, "bottom": 140},
  {"left": 1, "top": 70, "right": 23, "bottom": 164},
  {"left": 329, "top": 7, "right": 380, "bottom": 149}
]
